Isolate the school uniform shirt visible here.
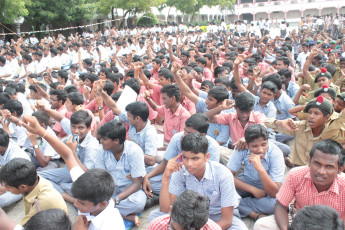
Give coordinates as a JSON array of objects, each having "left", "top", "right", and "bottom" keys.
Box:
[
  {"left": 95, "top": 140, "right": 146, "bottom": 194},
  {"left": 21, "top": 176, "right": 68, "bottom": 225},
  {"left": 169, "top": 161, "right": 241, "bottom": 215},
  {"left": 277, "top": 166, "right": 345, "bottom": 221},
  {"left": 265, "top": 113, "right": 345, "bottom": 166},
  {"left": 253, "top": 96, "right": 277, "bottom": 118},
  {"left": 227, "top": 141, "right": 285, "bottom": 185},
  {"left": 156, "top": 104, "right": 191, "bottom": 143},
  {"left": 273, "top": 91, "right": 295, "bottom": 120},
  {"left": 195, "top": 98, "right": 230, "bottom": 146},
  {"left": 0, "top": 140, "right": 31, "bottom": 166},
  {"left": 286, "top": 81, "right": 300, "bottom": 100},
  {"left": 164, "top": 132, "right": 220, "bottom": 162}
]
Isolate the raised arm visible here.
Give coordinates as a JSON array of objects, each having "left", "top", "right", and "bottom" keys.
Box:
[
  {"left": 174, "top": 70, "right": 199, "bottom": 105},
  {"left": 233, "top": 55, "right": 247, "bottom": 92}
]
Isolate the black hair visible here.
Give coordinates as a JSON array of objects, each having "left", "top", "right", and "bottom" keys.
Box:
[
  {"left": 261, "top": 81, "right": 278, "bottom": 94},
  {"left": 235, "top": 91, "right": 254, "bottom": 112},
  {"left": 276, "top": 56, "right": 290, "bottom": 66},
  {"left": 0, "top": 92, "right": 11, "bottom": 105},
  {"left": 208, "top": 86, "right": 229, "bottom": 103},
  {"left": 0, "top": 158, "right": 37, "bottom": 188},
  {"left": 203, "top": 53, "right": 212, "bottom": 61},
  {"left": 310, "top": 139, "right": 345, "bottom": 167},
  {"left": 291, "top": 205, "right": 344, "bottom": 230},
  {"left": 24, "top": 209, "right": 72, "bottom": 230},
  {"left": 181, "top": 51, "right": 190, "bottom": 58},
  {"left": 161, "top": 84, "right": 180, "bottom": 102},
  {"left": 152, "top": 58, "right": 162, "bottom": 65},
  {"left": 185, "top": 113, "right": 209, "bottom": 134},
  {"left": 70, "top": 110, "right": 92, "bottom": 128},
  {"left": 0, "top": 56, "right": 6, "bottom": 64},
  {"left": 196, "top": 57, "right": 207, "bottom": 66},
  {"left": 103, "top": 80, "right": 115, "bottom": 96},
  {"left": 71, "top": 169, "right": 115, "bottom": 205},
  {"left": 125, "top": 101, "right": 149, "bottom": 122},
  {"left": 214, "top": 77, "right": 231, "bottom": 88},
  {"left": 83, "top": 58, "right": 92, "bottom": 67},
  {"left": 64, "top": 85, "right": 79, "bottom": 94},
  {"left": 106, "top": 73, "right": 120, "bottom": 85},
  {"left": 125, "top": 69, "right": 135, "bottom": 78},
  {"left": 200, "top": 80, "right": 214, "bottom": 90},
  {"left": 262, "top": 73, "right": 282, "bottom": 90},
  {"left": 111, "top": 91, "right": 122, "bottom": 102},
  {"left": 32, "top": 111, "right": 50, "bottom": 127},
  {"left": 4, "top": 87, "right": 16, "bottom": 97},
  {"left": 171, "top": 190, "right": 210, "bottom": 230},
  {"left": 85, "top": 73, "right": 99, "bottom": 83},
  {"left": 67, "top": 92, "right": 84, "bottom": 105},
  {"left": 98, "top": 120, "right": 126, "bottom": 144},
  {"left": 277, "top": 68, "right": 292, "bottom": 79},
  {"left": 214, "top": 66, "right": 228, "bottom": 78},
  {"left": 122, "top": 78, "right": 140, "bottom": 95},
  {"left": 29, "top": 83, "right": 47, "bottom": 93},
  {"left": 50, "top": 89, "right": 67, "bottom": 104},
  {"left": 0, "top": 128, "right": 9, "bottom": 148},
  {"left": 22, "top": 54, "right": 32, "bottom": 62},
  {"left": 181, "top": 132, "right": 208, "bottom": 155},
  {"left": 58, "top": 70, "right": 68, "bottom": 82},
  {"left": 230, "top": 77, "right": 241, "bottom": 90},
  {"left": 3, "top": 99, "right": 23, "bottom": 116},
  {"left": 158, "top": 69, "right": 174, "bottom": 82},
  {"left": 244, "top": 124, "right": 269, "bottom": 144}
]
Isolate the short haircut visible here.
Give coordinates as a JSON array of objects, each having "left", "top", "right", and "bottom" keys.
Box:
[
  {"left": 4, "top": 87, "right": 16, "bottom": 96},
  {"left": 85, "top": 73, "right": 99, "bottom": 83},
  {"left": 70, "top": 110, "right": 92, "bottom": 128},
  {"left": 83, "top": 58, "right": 92, "bottom": 66},
  {"left": 276, "top": 56, "right": 290, "bottom": 66},
  {"left": 185, "top": 113, "right": 209, "bottom": 134},
  {"left": 278, "top": 68, "right": 292, "bottom": 79},
  {"left": 50, "top": 89, "right": 67, "bottom": 104},
  {"left": 214, "top": 77, "right": 231, "bottom": 88},
  {"left": 152, "top": 58, "right": 162, "bottom": 65},
  {"left": 158, "top": 69, "right": 174, "bottom": 82},
  {"left": 161, "top": 84, "right": 180, "bottom": 102},
  {"left": 64, "top": 85, "right": 79, "bottom": 94},
  {"left": 261, "top": 81, "right": 278, "bottom": 94},
  {"left": 200, "top": 80, "right": 214, "bottom": 90},
  {"left": 3, "top": 99, "right": 23, "bottom": 116},
  {"left": 171, "top": 190, "right": 210, "bottom": 230},
  {"left": 125, "top": 101, "right": 149, "bottom": 122},
  {"left": 32, "top": 111, "right": 50, "bottom": 127},
  {"left": 71, "top": 169, "right": 115, "bottom": 205},
  {"left": 122, "top": 78, "right": 140, "bottom": 95},
  {"left": 245, "top": 124, "right": 269, "bottom": 144},
  {"left": 23, "top": 209, "right": 72, "bottom": 230},
  {"left": 262, "top": 73, "right": 282, "bottom": 90},
  {"left": 29, "top": 83, "right": 47, "bottom": 93},
  {"left": 98, "top": 120, "right": 126, "bottom": 144},
  {"left": 0, "top": 92, "right": 11, "bottom": 105},
  {"left": 0, "top": 128, "right": 9, "bottom": 148},
  {"left": 291, "top": 205, "right": 344, "bottom": 230},
  {"left": 235, "top": 91, "right": 254, "bottom": 112},
  {"left": 214, "top": 66, "right": 227, "bottom": 78},
  {"left": 58, "top": 70, "right": 68, "bottom": 82},
  {"left": 181, "top": 132, "right": 208, "bottom": 155},
  {"left": 310, "top": 139, "right": 345, "bottom": 167},
  {"left": 208, "top": 85, "right": 229, "bottom": 102},
  {"left": 181, "top": 51, "right": 190, "bottom": 58},
  {"left": 67, "top": 92, "right": 84, "bottom": 106},
  {"left": 106, "top": 73, "right": 120, "bottom": 85},
  {"left": 0, "top": 158, "right": 37, "bottom": 188},
  {"left": 196, "top": 57, "right": 207, "bottom": 66},
  {"left": 0, "top": 56, "right": 6, "bottom": 64},
  {"left": 111, "top": 91, "right": 122, "bottom": 101},
  {"left": 103, "top": 80, "right": 115, "bottom": 95}
]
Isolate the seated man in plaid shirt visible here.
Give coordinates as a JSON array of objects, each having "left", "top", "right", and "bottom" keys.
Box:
[{"left": 254, "top": 139, "right": 345, "bottom": 230}]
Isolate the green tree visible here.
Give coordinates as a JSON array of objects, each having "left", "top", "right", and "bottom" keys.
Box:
[{"left": 0, "top": 0, "right": 28, "bottom": 24}]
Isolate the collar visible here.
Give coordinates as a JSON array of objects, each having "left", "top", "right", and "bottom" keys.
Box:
[
  {"left": 230, "top": 110, "right": 255, "bottom": 123},
  {"left": 134, "top": 121, "right": 151, "bottom": 138},
  {"left": 171, "top": 104, "right": 183, "bottom": 116},
  {"left": 304, "top": 170, "right": 340, "bottom": 195},
  {"left": 2, "top": 140, "right": 13, "bottom": 158},
  {"left": 81, "top": 199, "right": 115, "bottom": 224},
  {"left": 182, "top": 162, "right": 213, "bottom": 181},
  {"left": 79, "top": 132, "right": 92, "bottom": 148},
  {"left": 24, "top": 176, "right": 44, "bottom": 204}
]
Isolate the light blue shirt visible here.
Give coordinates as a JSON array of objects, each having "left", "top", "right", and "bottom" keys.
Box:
[
  {"left": 169, "top": 161, "right": 241, "bottom": 215},
  {"left": 198, "top": 90, "right": 234, "bottom": 101},
  {"left": 287, "top": 81, "right": 300, "bottom": 100},
  {"left": 95, "top": 140, "right": 146, "bottom": 194},
  {"left": 274, "top": 91, "right": 295, "bottom": 120},
  {"left": 61, "top": 118, "right": 99, "bottom": 169},
  {"left": 253, "top": 95, "right": 277, "bottom": 118},
  {"left": 195, "top": 99, "right": 230, "bottom": 146},
  {"left": 227, "top": 140, "right": 285, "bottom": 184},
  {"left": 0, "top": 140, "right": 31, "bottom": 166},
  {"left": 164, "top": 132, "right": 220, "bottom": 162}
]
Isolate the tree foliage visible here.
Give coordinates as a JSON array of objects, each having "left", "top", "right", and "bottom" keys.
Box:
[
  {"left": 0, "top": 0, "right": 28, "bottom": 24},
  {"left": 137, "top": 12, "right": 159, "bottom": 26}
]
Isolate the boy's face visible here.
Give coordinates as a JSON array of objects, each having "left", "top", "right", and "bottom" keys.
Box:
[
  {"left": 260, "top": 88, "right": 275, "bottom": 104},
  {"left": 317, "top": 77, "right": 331, "bottom": 88},
  {"left": 74, "top": 199, "right": 100, "bottom": 214},
  {"left": 100, "top": 136, "right": 117, "bottom": 151},
  {"left": 334, "top": 97, "right": 345, "bottom": 113},
  {"left": 243, "top": 62, "right": 250, "bottom": 74},
  {"left": 248, "top": 137, "right": 269, "bottom": 159},
  {"left": 276, "top": 60, "right": 287, "bottom": 70},
  {"left": 307, "top": 108, "right": 329, "bottom": 129},
  {"left": 182, "top": 151, "right": 209, "bottom": 176},
  {"left": 126, "top": 111, "right": 137, "bottom": 126},
  {"left": 50, "top": 95, "right": 61, "bottom": 110},
  {"left": 235, "top": 108, "right": 251, "bottom": 123},
  {"left": 205, "top": 95, "right": 218, "bottom": 110},
  {"left": 99, "top": 72, "right": 106, "bottom": 80},
  {"left": 71, "top": 122, "right": 90, "bottom": 141},
  {"left": 162, "top": 92, "right": 174, "bottom": 109},
  {"left": 64, "top": 98, "right": 75, "bottom": 112},
  {"left": 5, "top": 185, "right": 23, "bottom": 195},
  {"left": 158, "top": 76, "right": 170, "bottom": 87},
  {"left": 339, "top": 61, "right": 345, "bottom": 69},
  {"left": 30, "top": 89, "right": 38, "bottom": 100}
]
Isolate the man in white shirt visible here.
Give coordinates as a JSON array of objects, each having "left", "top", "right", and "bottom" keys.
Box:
[
  {"left": 0, "top": 56, "right": 11, "bottom": 79},
  {"left": 296, "top": 43, "right": 310, "bottom": 70}
]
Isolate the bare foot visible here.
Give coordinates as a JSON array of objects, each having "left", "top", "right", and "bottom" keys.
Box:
[{"left": 122, "top": 214, "right": 140, "bottom": 226}]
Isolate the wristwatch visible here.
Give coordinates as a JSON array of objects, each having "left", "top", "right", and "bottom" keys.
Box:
[
  {"left": 114, "top": 196, "right": 121, "bottom": 205},
  {"left": 97, "top": 106, "right": 103, "bottom": 110},
  {"left": 33, "top": 145, "right": 39, "bottom": 149}
]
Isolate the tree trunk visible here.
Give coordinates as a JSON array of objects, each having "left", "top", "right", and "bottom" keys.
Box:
[{"left": 111, "top": 7, "right": 115, "bottom": 26}]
